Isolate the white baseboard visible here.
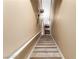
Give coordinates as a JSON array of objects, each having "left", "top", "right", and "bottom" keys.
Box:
[{"left": 50, "top": 35, "right": 65, "bottom": 59}]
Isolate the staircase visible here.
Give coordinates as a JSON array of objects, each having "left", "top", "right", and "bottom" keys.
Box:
[{"left": 29, "top": 35, "right": 63, "bottom": 59}]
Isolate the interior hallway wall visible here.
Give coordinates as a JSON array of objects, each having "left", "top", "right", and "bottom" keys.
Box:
[
  {"left": 3, "top": 0, "right": 39, "bottom": 57},
  {"left": 52, "top": 0, "right": 76, "bottom": 59}
]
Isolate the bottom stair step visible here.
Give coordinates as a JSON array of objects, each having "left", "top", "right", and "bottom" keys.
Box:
[
  {"left": 30, "top": 53, "right": 62, "bottom": 59},
  {"left": 30, "top": 57, "right": 62, "bottom": 59}
]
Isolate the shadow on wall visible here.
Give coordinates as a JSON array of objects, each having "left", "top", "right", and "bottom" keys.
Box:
[
  {"left": 54, "top": 0, "right": 62, "bottom": 15},
  {"left": 30, "top": 0, "right": 39, "bottom": 18},
  {"left": 51, "top": 0, "right": 62, "bottom": 32},
  {"left": 30, "top": 0, "right": 40, "bottom": 24}
]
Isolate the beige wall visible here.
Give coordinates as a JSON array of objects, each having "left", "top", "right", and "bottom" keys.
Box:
[
  {"left": 52, "top": 0, "right": 76, "bottom": 59},
  {"left": 3, "top": 0, "right": 39, "bottom": 57}
]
